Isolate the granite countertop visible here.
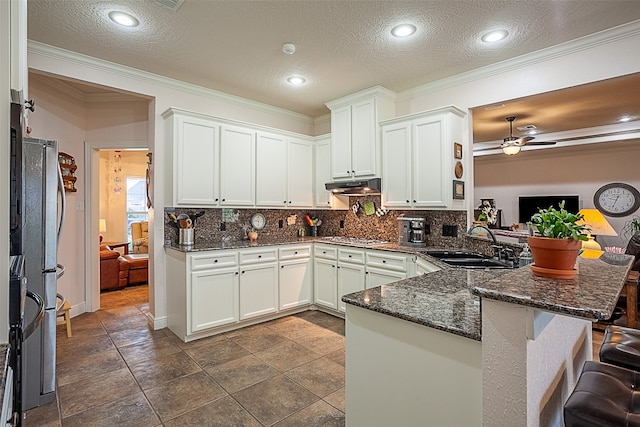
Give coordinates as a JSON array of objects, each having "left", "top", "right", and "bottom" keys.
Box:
[
  {"left": 472, "top": 255, "right": 634, "bottom": 320},
  {"left": 341, "top": 269, "right": 509, "bottom": 341},
  {"left": 0, "top": 344, "right": 9, "bottom": 415}
]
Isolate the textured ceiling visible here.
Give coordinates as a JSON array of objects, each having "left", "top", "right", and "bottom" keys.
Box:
[{"left": 27, "top": 0, "right": 640, "bottom": 118}]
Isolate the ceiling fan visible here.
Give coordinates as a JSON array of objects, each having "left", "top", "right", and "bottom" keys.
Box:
[{"left": 483, "top": 116, "right": 557, "bottom": 155}]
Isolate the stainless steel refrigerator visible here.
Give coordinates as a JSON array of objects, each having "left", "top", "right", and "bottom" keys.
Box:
[{"left": 21, "top": 137, "right": 66, "bottom": 411}]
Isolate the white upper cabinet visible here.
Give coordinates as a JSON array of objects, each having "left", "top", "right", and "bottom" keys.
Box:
[
  {"left": 287, "top": 138, "right": 314, "bottom": 207},
  {"left": 314, "top": 136, "right": 332, "bottom": 208},
  {"left": 381, "top": 106, "right": 466, "bottom": 210},
  {"left": 326, "top": 86, "right": 396, "bottom": 181},
  {"left": 256, "top": 133, "right": 313, "bottom": 208},
  {"left": 256, "top": 131, "right": 287, "bottom": 206},
  {"left": 164, "top": 110, "right": 220, "bottom": 206},
  {"left": 220, "top": 124, "right": 256, "bottom": 206}
]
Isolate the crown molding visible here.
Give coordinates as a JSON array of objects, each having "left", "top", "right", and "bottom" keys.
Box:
[
  {"left": 397, "top": 19, "right": 640, "bottom": 102},
  {"left": 27, "top": 40, "right": 314, "bottom": 125}
]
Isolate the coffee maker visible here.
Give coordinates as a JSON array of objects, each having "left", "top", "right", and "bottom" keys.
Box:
[{"left": 397, "top": 215, "right": 427, "bottom": 246}]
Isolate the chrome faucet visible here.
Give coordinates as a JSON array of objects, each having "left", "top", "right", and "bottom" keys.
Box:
[
  {"left": 467, "top": 225, "right": 498, "bottom": 245},
  {"left": 467, "top": 225, "right": 507, "bottom": 261}
]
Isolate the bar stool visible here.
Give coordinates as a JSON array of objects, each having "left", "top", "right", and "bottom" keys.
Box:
[
  {"left": 564, "top": 361, "right": 640, "bottom": 426},
  {"left": 56, "top": 298, "right": 72, "bottom": 338},
  {"left": 599, "top": 325, "right": 640, "bottom": 371}
]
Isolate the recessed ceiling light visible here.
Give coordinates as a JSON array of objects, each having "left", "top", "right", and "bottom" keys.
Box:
[
  {"left": 619, "top": 116, "right": 633, "bottom": 122},
  {"left": 108, "top": 11, "right": 140, "bottom": 27},
  {"left": 287, "top": 76, "right": 306, "bottom": 86},
  {"left": 481, "top": 30, "right": 508, "bottom": 43},
  {"left": 391, "top": 24, "right": 417, "bottom": 38}
]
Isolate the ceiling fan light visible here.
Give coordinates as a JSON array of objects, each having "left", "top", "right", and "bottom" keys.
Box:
[{"left": 502, "top": 145, "right": 521, "bottom": 155}]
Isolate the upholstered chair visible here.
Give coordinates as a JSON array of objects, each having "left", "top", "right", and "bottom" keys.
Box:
[{"left": 131, "top": 221, "right": 149, "bottom": 254}]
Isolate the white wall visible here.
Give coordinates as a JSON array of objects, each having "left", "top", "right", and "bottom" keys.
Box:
[
  {"left": 26, "top": 76, "right": 150, "bottom": 311},
  {"left": 474, "top": 140, "right": 640, "bottom": 249}
]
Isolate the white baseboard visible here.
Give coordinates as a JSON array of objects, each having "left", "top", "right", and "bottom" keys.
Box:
[{"left": 147, "top": 312, "right": 167, "bottom": 330}]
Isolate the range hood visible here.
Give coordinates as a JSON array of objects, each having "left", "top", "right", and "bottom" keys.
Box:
[{"left": 325, "top": 178, "right": 381, "bottom": 195}]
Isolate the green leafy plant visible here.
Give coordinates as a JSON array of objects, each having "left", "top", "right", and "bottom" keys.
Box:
[
  {"left": 528, "top": 201, "right": 590, "bottom": 241},
  {"left": 622, "top": 216, "right": 640, "bottom": 239}
]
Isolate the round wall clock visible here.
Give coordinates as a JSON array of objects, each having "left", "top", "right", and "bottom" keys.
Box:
[
  {"left": 250, "top": 213, "right": 266, "bottom": 230},
  {"left": 593, "top": 183, "right": 640, "bottom": 217}
]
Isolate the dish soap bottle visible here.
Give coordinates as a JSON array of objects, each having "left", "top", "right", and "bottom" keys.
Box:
[{"left": 518, "top": 244, "right": 533, "bottom": 267}]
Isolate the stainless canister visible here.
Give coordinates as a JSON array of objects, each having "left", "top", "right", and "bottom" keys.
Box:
[{"left": 179, "top": 228, "right": 194, "bottom": 245}]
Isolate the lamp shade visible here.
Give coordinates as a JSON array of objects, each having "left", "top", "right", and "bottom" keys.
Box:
[
  {"left": 577, "top": 209, "right": 617, "bottom": 258},
  {"left": 577, "top": 209, "right": 617, "bottom": 236},
  {"left": 99, "top": 218, "right": 107, "bottom": 233}
]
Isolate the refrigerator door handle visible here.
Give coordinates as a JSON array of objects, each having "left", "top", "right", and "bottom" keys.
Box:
[
  {"left": 56, "top": 263, "right": 65, "bottom": 280},
  {"left": 23, "top": 290, "right": 45, "bottom": 340},
  {"left": 56, "top": 160, "right": 66, "bottom": 245}
]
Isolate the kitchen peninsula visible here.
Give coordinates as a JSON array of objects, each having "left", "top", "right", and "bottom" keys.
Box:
[{"left": 343, "top": 255, "right": 632, "bottom": 427}]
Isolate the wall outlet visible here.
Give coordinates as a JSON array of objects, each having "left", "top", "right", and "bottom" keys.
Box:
[
  {"left": 424, "top": 224, "right": 431, "bottom": 235},
  {"left": 278, "top": 219, "right": 283, "bottom": 228},
  {"left": 340, "top": 220, "right": 345, "bottom": 228},
  {"left": 220, "top": 222, "right": 226, "bottom": 231},
  {"left": 442, "top": 225, "right": 458, "bottom": 237}
]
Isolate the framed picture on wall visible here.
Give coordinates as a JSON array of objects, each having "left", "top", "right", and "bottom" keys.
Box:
[
  {"left": 454, "top": 142, "right": 463, "bottom": 159},
  {"left": 453, "top": 180, "right": 465, "bottom": 199}
]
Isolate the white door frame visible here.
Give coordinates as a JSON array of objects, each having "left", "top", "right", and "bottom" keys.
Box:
[{"left": 84, "top": 141, "right": 148, "bottom": 312}]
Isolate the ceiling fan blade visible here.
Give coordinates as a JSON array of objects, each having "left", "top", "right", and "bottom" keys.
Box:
[
  {"left": 524, "top": 140, "right": 556, "bottom": 146},
  {"left": 474, "top": 145, "right": 503, "bottom": 152}
]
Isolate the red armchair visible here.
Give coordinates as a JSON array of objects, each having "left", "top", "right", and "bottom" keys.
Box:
[{"left": 100, "top": 244, "right": 130, "bottom": 291}]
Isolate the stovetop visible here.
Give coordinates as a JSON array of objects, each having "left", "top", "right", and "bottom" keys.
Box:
[{"left": 318, "top": 236, "right": 391, "bottom": 247}]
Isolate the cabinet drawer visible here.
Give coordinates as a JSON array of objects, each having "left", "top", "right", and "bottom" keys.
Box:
[
  {"left": 279, "top": 245, "right": 311, "bottom": 260},
  {"left": 314, "top": 244, "right": 337, "bottom": 259},
  {"left": 239, "top": 248, "right": 278, "bottom": 265},
  {"left": 338, "top": 248, "right": 365, "bottom": 264},
  {"left": 190, "top": 251, "right": 238, "bottom": 270},
  {"left": 366, "top": 251, "right": 407, "bottom": 272}
]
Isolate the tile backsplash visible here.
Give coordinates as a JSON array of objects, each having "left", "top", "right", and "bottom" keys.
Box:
[{"left": 164, "top": 195, "right": 467, "bottom": 248}]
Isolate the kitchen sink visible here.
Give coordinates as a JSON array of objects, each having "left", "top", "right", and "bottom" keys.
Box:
[{"left": 425, "top": 250, "right": 514, "bottom": 269}]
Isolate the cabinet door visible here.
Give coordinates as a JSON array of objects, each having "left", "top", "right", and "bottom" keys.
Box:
[
  {"left": 239, "top": 262, "right": 278, "bottom": 320},
  {"left": 314, "top": 137, "right": 332, "bottom": 208},
  {"left": 350, "top": 98, "right": 377, "bottom": 177},
  {"left": 331, "top": 105, "right": 353, "bottom": 179},
  {"left": 416, "top": 258, "right": 440, "bottom": 276},
  {"left": 365, "top": 267, "right": 406, "bottom": 289},
  {"left": 256, "top": 131, "right": 287, "bottom": 207},
  {"left": 337, "top": 262, "right": 366, "bottom": 312},
  {"left": 287, "top": 138, "right": 314, "bottom": 207},
  {"left": 189, "top": 267, "right": 239, "bottom": 333},
  {"left": 413, "top": 116, "right": 446, "bottom": 207},
  {"left": 314, "top": 258, "right": 338, "bottom": 309},
  {"left": 175, "top": 115, "right": 220, "bottom": 205},
  {"left": 279, "top": 258, "right": 312, "bottom": 310},
  {"left": 220, "top": 125, "right": 255, "bottom": 206},
  {"left": 382, "top": 122, "right": 412, "bottom": 208}
]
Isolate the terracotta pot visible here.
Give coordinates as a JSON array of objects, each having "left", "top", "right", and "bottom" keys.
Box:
[
  {"left": 248, "top": 231, "right": 258, "bottom": 241},
  {"left": 527, "top": 235, "right": 581, "bottom": 275}
]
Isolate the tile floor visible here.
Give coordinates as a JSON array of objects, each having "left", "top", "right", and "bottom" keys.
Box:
[{"left": 25, "top": 285, "right": 346, "bottom": 426}]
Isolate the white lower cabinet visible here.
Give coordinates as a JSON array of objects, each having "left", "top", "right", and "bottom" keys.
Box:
[
  {"left": 279, "top": 244, "right": 313, "bottom": 310},
  {"left": 314, "top": 257, "right": 338, "bottom": 310},
  {"left": 190, "top": 266, "right": 239, "bottom": 332},
  {"left": 338, "top": 261, "right": 366, "bottom": 312},
  {"left": 416, "top": 257, "right": 440, "bottom": 275},
  {"left": 366, "top": 267, "right": 406, "bottom": 289},
  {"left": 239, "top": 262, "right": 278, "bottom": 320}
]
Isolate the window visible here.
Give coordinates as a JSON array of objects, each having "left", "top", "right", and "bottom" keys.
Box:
[{"left": 126, "top": 176, "right": 148, "bottom": 243}]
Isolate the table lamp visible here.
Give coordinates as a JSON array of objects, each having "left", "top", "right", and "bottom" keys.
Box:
[
  {"left": 99, "top": 218, "right": 107, "bottom": 243},
  {"left": 577, "top": 209, "right": 618, "bottom": 258}
]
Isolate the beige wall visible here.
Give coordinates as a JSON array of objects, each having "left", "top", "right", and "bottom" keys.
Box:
[
  {"left": 99, "top": 150, "right": 148, "bottom": 244},
  {"left": 474, "top": 140, "right": 640, "bottom": 249}
]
